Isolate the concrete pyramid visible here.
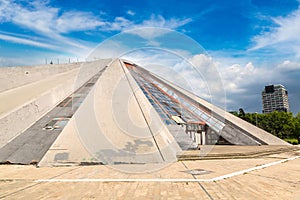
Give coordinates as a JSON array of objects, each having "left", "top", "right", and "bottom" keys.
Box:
[
  {"left": 39, "top": 59, "right": 289, "bottom": 167},
  {"left": 39, "top": 59, "right": 182, "bottom": 166}
]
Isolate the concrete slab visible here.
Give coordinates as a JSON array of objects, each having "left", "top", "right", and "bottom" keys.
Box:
[
  {"left": 0, "top": 60, "right": 111, "bottom": 163},
  {"left": 0, "top": 63, "right": 80, "bottom": 93},
  {"left": 0, "top": 68, "right": 78, "bottom": 148},
  {"left": 0, "top": 149, "right": 299, "bottom": 199},
  {"left": 0, "top": 59, "right": 111, "bottom": 149},
  {"left": 39, "top": 59, "right": 181, "bottom": 167}
]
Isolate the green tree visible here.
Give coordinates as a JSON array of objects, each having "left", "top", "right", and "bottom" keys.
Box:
[
  {"left": 231, "top": 109, "right": 300, "bottom": 140},
  {"left": 295, "top": 112, "right": 300, "bottom": 138},
  {"left": 257, "top": 112, "right": 295, "bottom": 138}
]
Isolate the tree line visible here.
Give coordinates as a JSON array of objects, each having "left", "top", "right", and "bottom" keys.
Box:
[{"left": 230, "top": 109, "right": 300, "bottom": 144}]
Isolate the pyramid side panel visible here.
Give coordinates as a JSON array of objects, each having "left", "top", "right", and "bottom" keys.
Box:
[
  {"left": 89, "top": 59, "right": 165, "bottom": 164},
  {"left": 0, "top": 59, "right": 113, "bottom": 150},
  {"left": 40, "top": 59, "right": 173, "bottom": 166},
  {"left": 0, "top": 66, "right": 80, "bottom": 149},
  {"left": 38, "top": 60, "right": 113, "bottom": 166},
  {"left": 150, "top": 73, "right": 289, "bottom": 146},
  {"left": 120, "top": 61, "right": 182, "bottom": 161},
  {"left": 38, "top": 119, "right": 95, "bottom": 166}
]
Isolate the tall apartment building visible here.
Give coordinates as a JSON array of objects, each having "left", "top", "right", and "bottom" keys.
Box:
[{"left": 262, "top": 84, "right": 289, "bottom": 113}]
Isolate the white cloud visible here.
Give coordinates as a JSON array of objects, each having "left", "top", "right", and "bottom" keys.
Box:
[
  {"left": 139, "top": 14, "right": 192, "bottom": 29},
  {"left": 219, "top": 62, "right": 259, "bottom": 93},
  {"left": 0, "top": 1, "right": 104, "bottom": 35},
  {"left": 127, "top": 10, "right": 135, "bottom": 16},
  {"left": 0, "top": 33, "right": 56, "bottom": 49},
  {"left": 178, "top": 55, "right": 277, "bottom": 110},
  {"left": 56, "top": 11, "right": 105, "bottom": 33},
  {"left": 99, "top": 14, "right": 191, "bottom": 33},
  {"left": 217, "top": 58, "right": 300, "bottom": 112},
  {"left": 250, "top": 7, "right": 300, "bottom": 57},
  {"left": 101, "top": 17, "right": 133, "bottom": 31},
  {"left": 0, "top": 1, "right": 192, "bottom": 60},
  {"left": 0, "top": 0, "right": 12, "bottom": 22},
  {"left": 0, "top": 0, "right": 102, "bottom": 57},
  {"left": 131, "top": 15, "right": 192, "bottom": 40},
  {"left": 101, "top": 14, "right": 192, "bottom": 40},
  {"left": 277, "top": 60, "right": 300, "bottom": 71}
]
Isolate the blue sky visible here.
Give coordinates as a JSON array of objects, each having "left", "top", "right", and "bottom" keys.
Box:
[{"left": 0, "top": 0, "right": 300, "bottom": 114}]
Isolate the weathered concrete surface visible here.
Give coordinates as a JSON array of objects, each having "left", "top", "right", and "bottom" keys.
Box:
[
  {"left": 0, "top": 59, "right": 112, "bottom": 149},
  {"left": 0, "top": 63, "right": 80, "bottom": 93},
  {"left": 39, "top": 59, "right": 181, "bottom": 166},
  {"left": 178, "top": 145, "right": 300, "bottom": 160},
  {"left": 0, "top": 68, "right": 107, "bottom": 164},
  {"left": 0, "top": 148, "right": 299, "bottom": 199},
  {"left": 120, "top": 61, "right": 182, "bottom": 161},
  {"left": 0, "top": 68, "right": 79, "bottom": 149},
  {"left": 151, "top": 73, "right": 289, "bottom": 146}
]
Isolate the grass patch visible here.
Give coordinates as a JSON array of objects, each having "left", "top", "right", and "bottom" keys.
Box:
[{"left": 284, "top": 138, "right": 298, "bottom": 145}]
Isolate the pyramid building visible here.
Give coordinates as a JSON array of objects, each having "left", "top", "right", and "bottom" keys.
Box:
[{"left": 0, "top": 59, "right": 289, "bottom": 166}]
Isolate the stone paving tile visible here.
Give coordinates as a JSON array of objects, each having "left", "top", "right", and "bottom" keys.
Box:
[
  {"left": 0, "top": 152, "right": 299, "bottom": 199},
  {"left": 0, "top": 182, "right": 36, "bottom": 198},
  {"left": 201, "top": 158, "right": 300, "bottom": 200},
  {"left": 181, "top": 157, "right": 281, "bottom": 179},
  {"left": 0, "top": 165, "right": 79, "bottom": 180},
  {"left": 250, "top": 157, "right": 300, "bottom": 183},
  {"left": 1, "top": 182, "right": 213, "bottom": 200},
  {"left": 214, "top": 174, "right": 296, "bottom": 199}
]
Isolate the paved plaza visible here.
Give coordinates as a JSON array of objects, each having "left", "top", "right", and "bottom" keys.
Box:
[{"left": 0, "top": 146, "right": 299, "bottom": 199}]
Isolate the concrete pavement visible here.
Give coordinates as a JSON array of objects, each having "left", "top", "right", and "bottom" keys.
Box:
[{"left": 0, "top": 148, "right": 299, "bottom": 199}]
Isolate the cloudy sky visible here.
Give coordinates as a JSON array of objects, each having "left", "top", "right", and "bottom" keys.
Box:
[{"left": 0, "top": 0, "right": 299, "bottom": 114}]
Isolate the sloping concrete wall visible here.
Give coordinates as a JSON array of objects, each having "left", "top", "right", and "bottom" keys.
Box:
[
  {"left": 39, "top": 59, "right": 181, "bottom": 166},
  {"left": 150, "top": 73, "right": 289, "bottom": 146},
  {"left": 0, "top": 59, "right": 112, "bottom": 149},
  {"left": 0, "top": 63, "right": 80, "bottom": 93},
  {"left": 119, "top": 61, "right": 182, "bottom": 160}
]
